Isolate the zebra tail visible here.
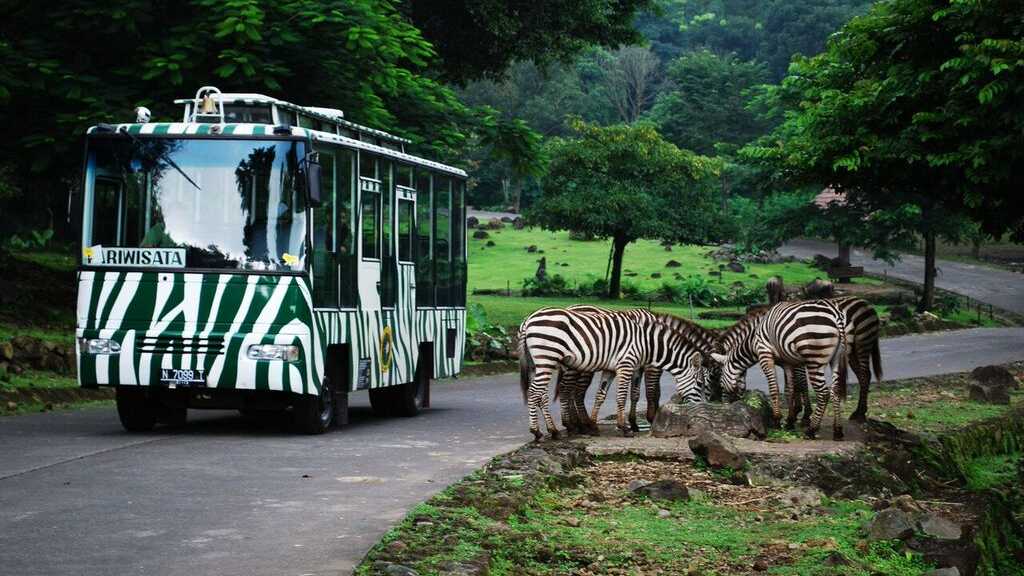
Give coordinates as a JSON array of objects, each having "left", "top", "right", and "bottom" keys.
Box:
[
  {"left": 871, "top": 339, "right": 883, "bottom": 381},
  {"left": 838, "top": 314, "right": 849, "bottom": 400},
  {"left": 518, "top": 327, "right": 531, "bottom": 405}
]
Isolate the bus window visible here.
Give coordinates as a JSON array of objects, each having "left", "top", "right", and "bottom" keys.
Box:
[
  {"left": 398, "top": 199, "right": 414, "bottom": 263},
  {"left": 361, "top": 186, "right": 380, "bottom": 260},
  {"left": 416, "top": 170, "right": 433, "bottom": 307},
  {"left": 397, "top": 164, "right": 414, "bottom": 188},
  {"left": 434, "top": 175, "right": 451, "bottom": 306},
  {"left": 380, "top": 160, "right": 396, "bottom": 306},
  {"left": 312, "top": 149, "right": 337, "bottom": 306},
  {"left": 452, "top": 179, "right": 466, "bottom": 306}
]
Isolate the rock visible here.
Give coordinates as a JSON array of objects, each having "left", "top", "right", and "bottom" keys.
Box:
[
  {"left": 472, "top": 229, "right": 489, "bottom": 239},
  {"left": 565, "top": 517, "right": 581, "bottom": 527},
  {"left": 512, "top": 218, "right": 525, "bottom": 230},
  {"left": 689, "top": 430, "right": 746, "bottom": 470},
  {"left": 438, "top": 558, "right": 490, "bottom": 576},
  {"left": 708, "top": 271, "right": 721, "bottom": 277},
  {"left": 387, "top": 540, "right": 408, "bottom": 553},
  {"left": 0, "top": 340, "right": 13, "bottom": 361},
  {"left": 924, "top": 568, "right": 960, "bottom": 576},
  {"left": 652, "top": 393, "right": 770, "bottom": 440},
  {"left": 918, "top": 513, "right": 962, "bottom": 540},
  {"left": 867, "top": 508, "right": 915, "bottom": 541},
  {"left": 971, "top": 365, "right": 1019, "bottom": 390},
  {"left": 967, "top": 382, "right": 1010, "bottom": 405},
  {"left": 485, "top": 240, "right": 495, "bottom": 247},
  {"left": 627, "top": 479, "right": 651, "bottom": 492},
  {"left": 891, "top": 494, "right": 923, "bottom": 514},
  {"left": 823, "top": 551, "right": 850, "bottom": 566},
  {"left": 726, "top": 261, "right": 745, "bottom": 273},
  {"left": 777, "top": 486, "right": 824, "bottom": 508},
  {"left": 466, "top": 216, "right": 479, "bottom": 228},
  {"left": 657, "top": 509, "right": 672, "bottom": 518},
  {"left": 889, "top": 304, "right": 913, "bottom": 321},
  {"left": 666, "top": 260, "right": 681, "bottom": 268},
  {"left": 500, "top": 216, "right": 513, "bottom": 223},
  {"left": 633, "top": 479, "right": 690, "bottom": 501},
  {"left": 526, "top": 245, "right": 538, "bottom": 253},
  {"left": 487, "top": 218, "right": 504, "bottom": 230},
  {"left": 651, "top": 272, "right": 662, "bottom": 279},
  {"left": 907, "top": 537, "right": 979, "bottom": 576},
  {"left": 6, "top": 401, "right": 16, "bottom": 411},
  {"left": 384, "top": 564, "right": 419, "bottom": 576},
  {"left": 752, "top": 559, "right": 768, "bottom": 571},
  {"left": 11, "top": 336, "right": 46, "bottom": 367}
]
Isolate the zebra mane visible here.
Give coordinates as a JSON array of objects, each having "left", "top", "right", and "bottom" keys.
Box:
[
  {"left": 719, "top": 308, "right": 768, "bottom": 350},
  {"left": 650, "top": 313, "right": 718, "bottom": 356}
]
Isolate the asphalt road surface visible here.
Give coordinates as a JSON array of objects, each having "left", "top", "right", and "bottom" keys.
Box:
[
  {"left": 779, "top": 238, "right": 1024, "bottom": 315},
  {"left": 1, "top": 327, "right": 1022, "bottom": 576}
]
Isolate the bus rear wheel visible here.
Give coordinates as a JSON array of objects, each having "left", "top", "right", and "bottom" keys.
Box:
[
  {"left": 293, "top": 377, "right": 335, "bottom": 434},
  {"left": 116, "top": 387, "right": 158, "bottom": 432},
  {"left": 392, "top": 362, "right": 429, "bottom": 417}
]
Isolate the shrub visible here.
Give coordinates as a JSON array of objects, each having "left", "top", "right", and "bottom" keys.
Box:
[{"left": 521, "top": 274, "right": 572, "bottom": 297}]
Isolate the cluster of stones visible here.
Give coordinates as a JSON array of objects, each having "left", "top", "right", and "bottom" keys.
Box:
[{"left": 0, "top": 336, "right": 76, "bottom": 382}]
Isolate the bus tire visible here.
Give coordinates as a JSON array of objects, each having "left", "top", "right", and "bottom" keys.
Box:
[
  {"left": 392, "top": 359, "right": 430, "bottom": 418},
  {"left": 293, "top": 377, "right": 335, "bottom": 434},
  {"left": 158, "top": 403, "right": 187, "bottom": 429},
  {"left": 116, "top": 387, "right": 158, "bottom": 432}
]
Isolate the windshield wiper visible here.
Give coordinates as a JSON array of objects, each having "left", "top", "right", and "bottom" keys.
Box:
[{"left": 100, "top": 124, "right": 202, "bottom": 191}]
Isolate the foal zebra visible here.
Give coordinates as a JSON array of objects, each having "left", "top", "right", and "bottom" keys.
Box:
[
  {"left": 711, "top": 300, "right": 849, "bottom": 439},
  {"left": 518, "top": 307, "right": 706, "bottom": 440},
  {"left": 787, "top": 296, "right": 882, "bottom": 427}
]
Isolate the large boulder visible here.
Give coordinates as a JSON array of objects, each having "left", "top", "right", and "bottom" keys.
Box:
[
  {"left": 512, "top": 217, "right": 526, "bottom": 230},
  {"left": 971, "top": 365, "right": 1019, "bottom": 390},
  {"left": 867, "top": 508, "right": 916, "bottom": 541},
  {"left": 688, "top": 430, "right": 746, "bottom": 469},
  {"left": 652, "top": 391, "right": 771, "bottom": 440},
  {"left": 918, "top": 513, "right": 962, "bottom": 541},
  {"left": 968, "top": 382, "right": 1010, "bottom": 405},
  {"left": 471, "top": 229, "right": 489, "bottom": 240},
  {"left": 466, "top": 215, "right": 479, "bottom": 228},
  {"left": 631, "top": 479, "right": 690, "bottom": 501}
]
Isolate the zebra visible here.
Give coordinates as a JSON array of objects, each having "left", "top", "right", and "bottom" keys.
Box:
[
  {"left": 787, "top": 296, "right": 882, "bottom": 427},
  {"left": 710, "top": 299, "right": 849, "bottom": 439},
  {"left": 518, "top": 307, "right": 706, "bottom": 440}
]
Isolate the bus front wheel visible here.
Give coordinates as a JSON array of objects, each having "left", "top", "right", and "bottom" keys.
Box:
[
  {"left": 116, "top": 387, "right": 158, "bottom": 432},
  {"left": 293, "top": 377, "right": 335, "bottom": 434}
]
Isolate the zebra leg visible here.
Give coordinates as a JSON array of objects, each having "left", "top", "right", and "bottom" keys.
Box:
[
  {"left": 756, "top": 350, "right": 783, "bottom": 425},
  {"left": 830, "top": 359, "right": 845, "bottom": 441},
  {"left": 615, "top": 365, "right": 637, "bottom": 437},
  {"left": 528, "top": 367, "right": 555, "bottom": 441},
  {"left": 849, "top": 349, "right": 871, "bottom": 422},
  {"left": 628, "top": 372, "right": 641, "bottom": 432},
  {"left": 557, "top": 371, "right": 577, "bottom": 435},
  {"left": 576, "top": 372, "right": 600, "bottom": 436},
  {"left": 804, "top": 366, "right": 830, "bottom": 439},
  {"left": 538, "top": 378, "right": 560, "bottom": 440},
  {"left": 645, "top": 367, "right": 662, "bottom": 424},
  {"left": 801, "top": 370, "right": 813, "bottom": 428},
  {"left": 589, "top": 372, "right": 612, "bottom": 424},
  {"left": 784, "top": 365, "right": 799, "bottom": 430}
]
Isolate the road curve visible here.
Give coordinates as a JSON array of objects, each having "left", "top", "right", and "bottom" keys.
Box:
[
  {"left": 779, "top": 238, "right": 1024, "bottom": 315},
  {"left": 1, "top": 327, "right": 1022, "bottom": 576}
]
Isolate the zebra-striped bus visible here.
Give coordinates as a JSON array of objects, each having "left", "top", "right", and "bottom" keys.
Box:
[{"left": 73, "top": 87, "right": 467, "bottom": 433}]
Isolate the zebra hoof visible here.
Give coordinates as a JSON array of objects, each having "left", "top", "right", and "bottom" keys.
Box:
[
  {"left": 531, "top": 430, "right": 544, "bottom": 442},
  {"left": 549, "top": 429, "right": 561, "bottom": 440},
  {"left": 585, "top": 425, "right": 601, "bottom": 437},
  {"left": 833, "top": 428, "right": 844, "bottom": 441},
  {"left": 803, "top": 428, "right": 818, "bottom": 440},
  {"left": 618, "top": 427, "right": 635, "bottom": 438},
  {"left": 784, "top": 420, "right": 796, "bottom": 431},
  {"left": 801, "top": 418, "right": 812, "bottom": 428}
]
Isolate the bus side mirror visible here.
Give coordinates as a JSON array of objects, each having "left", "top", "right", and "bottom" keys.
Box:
[{"left": 305, "top": 154, "right": 323, "bottom": 207}]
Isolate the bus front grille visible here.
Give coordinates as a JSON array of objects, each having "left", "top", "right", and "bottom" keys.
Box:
[{"left": 139, "top": 337, "right": 225, "bottom": 355}]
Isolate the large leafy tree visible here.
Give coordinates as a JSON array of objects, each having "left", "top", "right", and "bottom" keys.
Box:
[
  {"left": 404, "top": 0, "right": 655, "bottom": 84},
  {"left": 743, "top": 0, "right": 1024, "bottom": 310},
  {"left": 648, "top": 49, "right": 770, "bottom": 155},
  {"left": 531, "top": 121, "right": 720, "bottom": 298}
]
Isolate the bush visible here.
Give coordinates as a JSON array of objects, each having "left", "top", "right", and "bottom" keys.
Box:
[
  {"left": 2, "top": 228, "right": 53, "bottom": 251},
  {"left": 521, "top": 274, "right": 572, "bottom": 297},
  {"left": 466, "top": 302, "right": 514, "bottom": 361},
  {"left": 576, "top": 278, "right": 608, "bottom": 298},
  {"left": 726, "top": 191, "right": 812, "bottom": 255}
]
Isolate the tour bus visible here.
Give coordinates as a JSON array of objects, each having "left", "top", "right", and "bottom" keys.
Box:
[{"left": 74, "top": 86, "right": 467, "bottom": 433}]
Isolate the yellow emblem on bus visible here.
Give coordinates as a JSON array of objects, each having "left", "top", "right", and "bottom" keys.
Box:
[
  {"left": 83, "top": 246, "right": 95, "bottom": 259},
  {"left": 282, "top": 253, "right": 299, "bottom": 266},
  {"left": 380, "top": 326, "right": 394, "bottom": 373}
]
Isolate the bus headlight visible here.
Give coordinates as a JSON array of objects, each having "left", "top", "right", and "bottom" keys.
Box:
[
  {"left": 81, "top": 338, "right": 121, "bottom": 355},
  {"left": 246, "top": 344, "right": 299, "bottom": 362}
]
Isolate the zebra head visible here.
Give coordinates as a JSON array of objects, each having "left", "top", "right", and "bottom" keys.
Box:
[{"left": 710, "top": 351, "right": 747, "bottom": 400}]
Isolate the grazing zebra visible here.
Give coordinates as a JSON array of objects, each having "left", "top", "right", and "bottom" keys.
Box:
[
  {"left": 787, "top": 296, "right": 882, "bottom": 427},
  {"left": 518, "top": 307, "right": 706, "bottom": 440},
  {"left": 710, "top": 300, "right": 849, "bottom": 439}
]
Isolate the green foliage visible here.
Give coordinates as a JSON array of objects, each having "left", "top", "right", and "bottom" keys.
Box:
[
  {"left": 531, "top": 121, "right": 721, "bottom": 297},
  {"left": 726, "top": 191, "right": 812, "bottom": 254},
  {"left": 520, "top": 273, "right": 572, "bottom": 297},
  {"left": 648, "top": 50, "right": 771, "bottom": 155},
  {"left": 2, "top": 228, "right": 54, "bottom": 252},
  {"left": 962, "top": 453, "right": 1021, "bottom": 492}
]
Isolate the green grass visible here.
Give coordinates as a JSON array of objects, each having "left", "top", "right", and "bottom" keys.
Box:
[
  {"left": 0, "top": 324, "right": 75, "bottom": 345},
  {"left": 13, "top": 250, "right": 77, "bottom": 272},
  {"left": 4, "top": 370, "right": 78, "bottom": 390},
  {"left": 962, "top": 453, "right": 1021, "bottom": 491},
  {"left": 469, "top": 294, "right": 744, "bottom": 329},
  {"left": 469, "top": 227, "right": 827, "bottom": 295}
]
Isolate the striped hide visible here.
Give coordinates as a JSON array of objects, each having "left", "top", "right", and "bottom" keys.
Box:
[
  {"left": 711, "top": 300, "right": 849, "bottom": 439},
  {"left": 518, "top": 307, "right": 706, "bottom": 440}
]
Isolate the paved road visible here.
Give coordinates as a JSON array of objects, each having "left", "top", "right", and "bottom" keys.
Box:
[
  {"left": 779, "top": 238, "right": 1024, "bottom": 315},
  {"left": 1, "top": 327, "right": 1022, "bottom": 576}
]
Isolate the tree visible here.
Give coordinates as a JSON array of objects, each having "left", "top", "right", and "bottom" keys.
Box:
[
  {"left": 599, "top": 46, "right": 662, "bottom": 124},
  {"left": 404, "top": 0, "right": 655, "bottom": 84},
  {"left": 530, "top": 121, "right": 720, "bottom": 298},
  {"left": 743, "top": 0, "right": 1024, "bottom": 310},
  {"left": 648, "top": 50, "right": 770, "bottom": 155}
]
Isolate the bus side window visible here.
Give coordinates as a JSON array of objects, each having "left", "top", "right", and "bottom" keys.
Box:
[
  {"left": 415, "top": 170, "right": 433, "bottom": 307},
  {"left": 433, "top": 174, "right": 451, "bottom": 306},
  {"left": 312, "top": 149, "right": 337, "bottom": 307},
  {"left": 337, "top": 148, "right": 358, "bottom": 308},
  {"left": 398, "top": 199, "right": 414, "bottom": 262},
  {"left": 452, "top": 179, "right": 466, "bottom": 306},
  {"left": 359, "top": 152, "right": 380, "bottom": 260}
]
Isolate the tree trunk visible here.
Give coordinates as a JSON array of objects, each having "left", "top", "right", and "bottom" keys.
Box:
[
  {"left": 837, "top": 242, "right": 852, "bottom": 284},
  {"left": 971, "top": 237, "right": 982, "bottom": 259},
  {"left": 608, "top": 235, "right": 630, "bottom": 299},
  {"left": 918, "top": 230, "right": 937, "bottom": 312}
]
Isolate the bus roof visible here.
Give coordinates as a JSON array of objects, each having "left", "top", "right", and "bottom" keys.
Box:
[{"left": 85, "top": 122, "right": 468, "bottom": 178}]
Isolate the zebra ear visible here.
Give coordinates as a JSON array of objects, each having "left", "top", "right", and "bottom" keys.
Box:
[
  {"left": 710, "top": 352, "right": 727, "bottom": 365},
  {"left": 690, "top": 352, "right": 703, "bottom": 368}
]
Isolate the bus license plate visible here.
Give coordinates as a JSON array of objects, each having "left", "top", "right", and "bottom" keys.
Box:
[{"left": 160, "top": 368, "right": 207, "bottom": 387}]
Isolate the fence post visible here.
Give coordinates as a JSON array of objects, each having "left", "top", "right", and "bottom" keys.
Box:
[
  {"left": 988, "top": 304, "right": 993, "bottom": 321},
  {"left": 506, "top": 280, "right": 510, "bottom": 297}
]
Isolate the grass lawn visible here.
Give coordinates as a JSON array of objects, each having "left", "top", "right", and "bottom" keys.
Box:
[{"left": 468, "top": 227, "right": 834, "bottom": 295}]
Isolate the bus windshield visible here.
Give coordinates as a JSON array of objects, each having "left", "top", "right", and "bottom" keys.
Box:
[{"left": 82, "top": 136, "right": 308, "bottom": 272}]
